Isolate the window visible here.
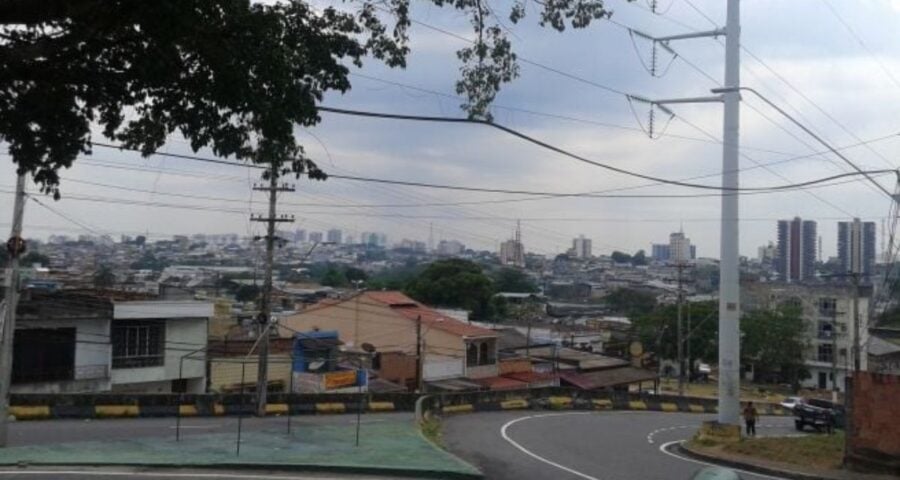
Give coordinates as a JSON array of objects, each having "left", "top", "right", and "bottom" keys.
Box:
[
  {"left": 817, "top": 344, "right": 834, "bottom": 363},
  {"left": 819, "top": 298, "right": 837, "bottom": 317},
  {"left": 818, "top": 321, "right": 834, "bottom": 339},
  {"left": 112, "top": 321, "right": 165, "bottom": 368},
  {"left": 466, "top": 343, "right": 478, "bottom": 367}
]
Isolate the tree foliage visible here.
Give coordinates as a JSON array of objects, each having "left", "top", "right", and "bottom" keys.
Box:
[
  {"left": 604, "top": 288, "right": 657, "bottom": 317},
  {"left": 406, "top": 258, "right": 497, "bottom": 319},
  {"left": 20, "top": 251, "right": 49, "bottom": 266},
  {"left": 129, "top": 252, "right": 168, "bottom": 271},
  {"left": 492, "top": 267, "right": 538, "bottom": 293},
  {"left": 0, "top": 0, "right": 617, "bottom": 196},
  {"left": 741, "top": 306, "right": 809, "bottom": 386},
  {"left": 235, "top": 284, "right": 261, "bottom": 303},
  {"left": 92, "top": 265, "right": 115, "bottom": 288}
]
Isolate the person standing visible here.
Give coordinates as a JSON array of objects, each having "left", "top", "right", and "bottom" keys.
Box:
[{"left": 743, "top": 401, "right": 758, "bottom": 437}]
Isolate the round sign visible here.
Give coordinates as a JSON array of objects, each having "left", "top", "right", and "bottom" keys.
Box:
[
  {"left": 629, "top": 341, "right": 644, "bottom": 358},
  {"left": 5, "top": 236, "right": 26, "bottom": 258}
]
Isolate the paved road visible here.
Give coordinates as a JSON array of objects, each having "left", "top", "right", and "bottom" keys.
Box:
[
  {"left": 6, "top": 413, "right": 413, "bottom": 446},
  {"left": 443, "top": 411, "right": 797, "bottom": 480}
]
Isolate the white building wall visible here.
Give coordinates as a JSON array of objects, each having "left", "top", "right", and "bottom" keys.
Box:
[{"left": 110, "top": 301, "right": 211, "bottom": 393}]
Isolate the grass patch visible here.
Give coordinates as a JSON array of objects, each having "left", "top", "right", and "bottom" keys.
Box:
[
  {"left": 420, "top": 417, "right": 443, "bottom": 446},
  {"left": 721, "top": 433, "right": 844, "bottom": 471}
]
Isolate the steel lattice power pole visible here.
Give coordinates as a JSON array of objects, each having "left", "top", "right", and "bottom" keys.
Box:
[
  {"left": 0, "top": 173, "right": 27, "bottom": 446},
  {"left": 717, "top": 0, "right": 742, "bottom": 426},
  {"left": 251, "top": 165, "right": 294, "bottom": 417}
]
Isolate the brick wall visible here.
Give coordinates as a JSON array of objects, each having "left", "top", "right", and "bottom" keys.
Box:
[{"left": 849, "top": 371, "right": 900, "bottom": 474}]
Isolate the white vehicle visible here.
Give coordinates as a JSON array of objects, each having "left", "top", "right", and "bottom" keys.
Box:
[{"left": 780, "top": 396, "right": 803, "bottom": 411}]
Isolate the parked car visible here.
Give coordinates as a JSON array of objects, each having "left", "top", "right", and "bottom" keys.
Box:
[
  {"left": 794, "top": 398, "right": 845, "bottom": 433},
  {"left": 780, "top": 396, "right": 803, "bottom": 411}
]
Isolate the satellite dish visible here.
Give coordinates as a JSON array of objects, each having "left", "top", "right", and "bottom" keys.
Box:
[
  {"left": 308, "top": 360, "right": 325, "bottom": 371},
  {"left": 361, "top": 342, "right": 376, "bottom": 353},
  {"left": 629, "top": 341, "right": 644, "bottom": 358}
]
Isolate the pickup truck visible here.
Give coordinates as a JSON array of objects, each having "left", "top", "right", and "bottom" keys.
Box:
[{"left": 793, "top": 398, "right": 844, "bottom": 433}]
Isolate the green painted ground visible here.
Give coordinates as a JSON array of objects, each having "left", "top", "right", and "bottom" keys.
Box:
[{"left": 0, "top": 420, "right": 480, "bottom": 478}]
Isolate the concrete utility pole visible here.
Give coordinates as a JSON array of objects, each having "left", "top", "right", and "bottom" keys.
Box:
[
  {"left": 415, "top": 315, "right": 423, "bottom": 392},
  {"left": 0, "top": 173, "right": 27, "bottom": 446},
  {"left": 251, "top": 166, "right": 294, "bottom": 416},
  {"left": 717, "top": 0, "right": 742, "bottom": 426},
  {"left": 640, "top": 0, "right": 741, "bottom": 426},
  {"left": 676, "top": 262, "right": 685, "bottom": 397}
]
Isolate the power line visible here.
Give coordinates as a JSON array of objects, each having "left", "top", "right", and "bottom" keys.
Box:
[
  {"left": 821, "top": 0, "right": 900, "bottom": 91},
  {"left": 85, "top": 139, "right": 897, "bottom": 195},
  {"left": 316, "top": 106, "right": 897, "bottom": 192}
]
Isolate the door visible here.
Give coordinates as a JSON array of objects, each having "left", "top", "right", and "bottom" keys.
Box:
[{"left": 818, "top": 371, "right": 827, "bottom": 389}]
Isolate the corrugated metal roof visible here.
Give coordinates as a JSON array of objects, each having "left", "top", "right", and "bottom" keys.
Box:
[{"left": 560, "top": 367, "right": 658, "bottom": 390}]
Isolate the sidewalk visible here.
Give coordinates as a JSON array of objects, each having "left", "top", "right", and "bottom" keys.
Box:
[
  {"left": 0, "top": 419, "right": 481, "bottom": 479},
  {"left": 680, "top": 442, "right": 897, "bottom": 480}
]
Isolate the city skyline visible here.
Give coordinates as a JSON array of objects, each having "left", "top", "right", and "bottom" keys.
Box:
[{"left": 2, "top": 2, "right": 897, "bottom": 259}]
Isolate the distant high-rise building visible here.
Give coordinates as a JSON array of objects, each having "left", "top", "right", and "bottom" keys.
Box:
[
  {"left": 326, "top": 229, "right": 343, "bottom": 244},
  {"left": 309, "top": 231, "right": 324, "bottom": 243},
  {"left": 437, "top": 240, "right": 465, "bottom": 256},
  {"left": 838, "top": 218, "right": 876, "bottom": 278},
  {"left": 293, "top": 229, "right": 307, "bottom": 243},
  {"left": 758, "top": 241, "right": 776, "bottom": 264},
  {"left": 651, "top": 244, "right": 670, "bottom": 262},
  {"left": 397, "top": 239, "right": 427, "bottom": 252},
  {"left": 499, "top": 222, "right": 525, "bottom": 267},
  {"left": 669, "top": 230, "right": 694, "bottom": 264},
  {"left": 776, "top": 217, "right": 817, "bottom": 282},
  {"left": 572, "top": 235, "right": 592, "bottom": 259}
]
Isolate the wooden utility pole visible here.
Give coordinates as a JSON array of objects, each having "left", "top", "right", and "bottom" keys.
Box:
[
  {"left": 0, "top": 174, "right": 26, "bottom": 446},
  {"left": 251, "top": 165, "right": 294, "bottom": 416},
  {"left": 415, "top": 315, "right": 423, "bottom": 392}
]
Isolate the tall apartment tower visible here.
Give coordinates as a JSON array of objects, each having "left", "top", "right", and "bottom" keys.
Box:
[
  {"left": 572, "top": 235, "right": 592, "bottom": 259},
  {"left": 500, "top": 221, "right": 525, "bottom": 267},
  {"left": 326, "top": 228, "right": 343, "bottom": 244},
  {"left": 669, "top": 230, "right": 693, "bottom": 264},
  {"left": 776, "top": 217, "right": 817, "bottom": 282},
  {"left": 838, "top": 218, "right": 876, "bottom": 278}
]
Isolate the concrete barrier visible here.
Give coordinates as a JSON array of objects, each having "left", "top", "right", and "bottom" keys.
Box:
[{"left": 7, "top": 389, "right": 790, "bottom": 420}]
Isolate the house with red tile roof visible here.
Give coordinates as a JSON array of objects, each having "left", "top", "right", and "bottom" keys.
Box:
[{"left": 279, "top": 291, "right": 499, "bottom": 389}]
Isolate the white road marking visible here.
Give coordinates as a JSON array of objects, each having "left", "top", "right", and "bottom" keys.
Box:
[
  {"left": 658, "top": 440, "right": 789, "bottom": 480},
  {"left": 0, "top": 470, "right": 360, "bottom": 480},
  {"left": 500, "top": 412, "right": 602, "bottom": 480},
  {"left": 647, "top": 421, "right": 795, "bottom": 444}
]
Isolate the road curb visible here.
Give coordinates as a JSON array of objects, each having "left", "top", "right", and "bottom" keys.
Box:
[
  {"left": 675, "top": 441, "right": 841, "bottom": 480},
  {"left": 0, "top": 462, "right": 484, "bottom": 480}
]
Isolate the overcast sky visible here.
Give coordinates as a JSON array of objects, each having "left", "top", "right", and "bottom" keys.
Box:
[{"left": 3, "top": 0, "right": 900, "bottom": 259}]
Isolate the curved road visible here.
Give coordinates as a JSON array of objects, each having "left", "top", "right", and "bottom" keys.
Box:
[{"left": 443, "top": 411, "right": 796, "bottom": 480}]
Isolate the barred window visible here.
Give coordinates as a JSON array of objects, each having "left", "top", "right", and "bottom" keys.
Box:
[{"left": 112, "top": 321, "right": 165, "bottom": 369}]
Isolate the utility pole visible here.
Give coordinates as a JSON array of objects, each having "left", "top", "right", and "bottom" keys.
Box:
[
  {"left": 0, "top": 173, "right": 27, "bottom": 446},
  {"left": 636, "top": 0, "right": 741, "bottom": 425},
  {"left": 415, "top": 315, "right": 423, "bottom": 392},
  {"left": 686, "top": 302, "right": 692, "bottom": 386},
  {"left": 251, "top": 165, "right": 294, "bottom": 416},
  {"left": 830, "top": 304, "right": 839, "bottom": 404},
  {"left": 677, "top": 261, "right": 685, "bottom": 397}
]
